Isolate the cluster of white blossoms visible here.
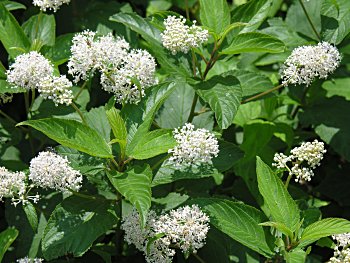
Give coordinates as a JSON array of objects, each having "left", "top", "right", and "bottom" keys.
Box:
[
  {"left": 68, "top": 31, "right": 157, "bottom": 104},
  {"left": 272, "top": 140, "right": 326, "bottom": 183},
  {"left": 6, "top": 51, "right": 74, "bottom": 106},
  {"left": 32, "top": 0, "right": 70, "bottom": 12},
  {"left": 29, "top": 151, "right": 82, "bottom": 192},
  {"left": 161, "top": 16, "right": 209, "bottom": 55},
  {"left": 7, "top": 51, "right": 53, "bottom": 90},
  {"left": 0, "top": 167, "right": 27, "bottom": 206},
  {"left": 37, "top": 75, "right": 74, "bottom": 106},
  {"left": 121, "top": 205, "right": 210, "bottom": 263},
  {"left": 168, "top": 123, "right": 219, "bottom": 167},
  {"left": 329, "top": 233, "right": 350, "bottom": 263},
  {"left": 17, "top": 257, "right": 44, "bottom": 263},
  {"left": 281, "top": 42, "right": 341, "bottom": 86}
]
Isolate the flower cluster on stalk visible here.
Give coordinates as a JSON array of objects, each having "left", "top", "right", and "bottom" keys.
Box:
[
  {"left": 281, "top": 42, "right": 341, "bottom": 86},
  {"left": 32, "top": 0, "right": 71, "bottom": 12},
  {"left": 121, "top": 205, "right": 210, "bottom": 263},
  {"left": 272, "top": 140, "right": 326, "bottom": 183},
  {"left": 329, "top": 233, "right": 350, "bottom": 263},
  {"left": 161, "top": 16, "right": 209, "bottom": 55},
  {"left": 6, "top": 51, "right": 74, "bottom": 106},
  {"left": 17, "top": 257, "right": 44, "bottom": 263},
  {"left": 168, "top": 123, "right": 219, "bottom": 168},
  {"left": 67, "top": 31, "right": 157, "bottom": 104}
]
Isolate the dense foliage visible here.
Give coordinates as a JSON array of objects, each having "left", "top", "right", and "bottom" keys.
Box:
[{"left": 1, "top": 0, "right": 350, "bottom": 262}]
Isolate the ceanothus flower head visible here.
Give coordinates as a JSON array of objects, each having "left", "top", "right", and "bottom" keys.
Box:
[
  {"left": 6, "top": 51, "right": 53, "bottom": 90},
  {"left": 29, "top": 151, "right": 82, "bottom": 192},
  {"left": 272, "top": 139, "right": 326, "bottom": 183},
  {"left": 17, "top": 257, "right": 44, "bottom": 263},
  {"left": 0, "top": 166, "right": 27, "bottom": 205},
  {"left": 37, "top": 75, "right": 74, "bottom": 106},
  {"left": 281, "top": 42, "right": 341, "bottom": 86},
  {"left": 330, "top": 233, "right": 350, "bottom": 263},
  {"left": 161, "top": 16, "right": 209, "bottom": 55},
  {"left": 168, "top": 123, "right": 219, "bottom": 167},
  {"left": 32, "top": 0, "right": 71, "bottom": 12}
]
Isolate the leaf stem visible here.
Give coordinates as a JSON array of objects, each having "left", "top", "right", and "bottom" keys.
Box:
[
  {"left": 187, "top": 93, "right": 199, "bottom": 123},
  {"left": 285, "top": 172, "right": 293, "bottom": 189},
  {"left": 69, "top": 190, "right": 106, "bottom": 201},
  {"left": 74, "top": 81, "right": 88, "bottom": 101},
  {"left": 242, "top": 84, "right": 285, "bottom": 104},
  {"left": 71, "top": 102, "right": 87, "bottom": 124},
  {"left": 193, "top": 253, "right": 206, "bottom": 263},
  {"left": 298, "top": 0, "right": 321, "bottom": 41},
  {"left": 24, "top": 91, "right": 30, "bottom": 116}
]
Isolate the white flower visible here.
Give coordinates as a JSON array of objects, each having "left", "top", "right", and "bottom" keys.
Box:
[
  {"left": 153, "top": 205, "right": 210, "bottom": 254},
  {"left": 281, "top": 42, "right": 341, "bottom": 86},
  {"left": 32, "top": 0, "right": 70, "bottom": 12},
  {"left": 37, "top": 75, "right": 74, "bottom": 106},
  {"left": 272, "top": 139, "right": 326, "bottom": 183},
  {"left": 101, "top": 49, "right": 157, "bottom": 104},
  {"left": 17, "top": 257, "right": 44, "bottom": 263},
  {"left": 0, "top": 167, "right": 27, "bottom": 205},
  {"left": 68, "top": 30, "right": 97, "bottom": 83},
  {"left": 161, "top": 16, "right": 209, "bottom": 55},
  {"left": 329, "top": 234, "right": 350, "bottom": 263},
  {"left": 168, "top": 123, "right": 219, "bottom": 167},
  {"left": 29, "top": 151, "right": 82, "bottom": 192},
  {"left": 6, "top": 51, "right": 53, "bottom": 90}
]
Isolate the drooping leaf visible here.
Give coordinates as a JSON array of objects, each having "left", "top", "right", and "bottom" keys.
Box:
[
  {"left": 256, "top": 157, "right": 300, "bottom": 231},
  {"left": 18, "top": 118, "right": 113, "bottom": 158},
  {"left": 3, "top": 1, "right": 26, "bottom": 11},
  {"left": 23, "top": 202, "right": 38, "bottom": 232},
  {"left": 107, "top": 165, "right": 152, "bottom": 227},
  {"left": 298, "top": 218, "right": 350, "bottom": 248},
  {"left": 221, "top": 32, "right": 285, "bottom": 55},
  {"left": 199, "top": 0, "right": 230, "bottom": 34},
  {"left": 0, "top": 227, "right": 18, "bottom": 262},
  {"left": 190, "top": 198, "right": 274, "bottom": 258},
  {"left": 42, "top": 196, "right": 117, "bottom": 260},
  {"left": 196, "top": 75, "right": 242, "bottom": 129},
  {"left": 0, "top": 2, "right": 30, "bottom": 58}
]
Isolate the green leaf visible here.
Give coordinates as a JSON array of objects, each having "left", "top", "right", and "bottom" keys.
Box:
[
  {"left": 42, "top": 196, "right": 117, "bottom": 260},
  {"left": 322, "top": 78, "right": 350, "bottom": 101},
  {"left": 106, "top": 106, "right": 127, "bottom": 155},
  {"left": 128, "top": 129, "right": 176, "bottom": 160},
  {"left": 3, "top": 1, "right": 26, "bottom": 11},
  {"left": 85, "top": 106, "right": 111, "bottom": 143},
  {"left": 199, "top": 0, "right": 230, "bottom": 34},
  {"left": 191, "top": 198, "right": 274, "bottom": 258},
  {"left": 0, "top": 227, "right": 18, "bottom": 262},
  {"left": 321, "top": 0, "right": 350, "bottom": 44},
  {"left": 152, "top": 192, "right": 189, "bottom": 212},
  {"left": 298, "top": 218, "right": 350, "bottom": 248},
  {"left": 285, "top": 248, "right": 307, "bottom": 263},
  {"left": 23, "top": 202, "right": 38, "bottom": 232},
  {"left": 0, "top": 79, "right": 26, "bottom": 94},
  {"left": 259, "top": 221, "right": 293, "bottom": 240},
  {"left": 107, "top": 165, "right": 152, "bottom": 227},
  {"left": 124, "top": 82, "right": 177, "bottom": 155},
  {"left": 22, "top": 13, "right": 56, "bottom": 48},
  {"left": 196, "top": 75, "right": 242, "bottom": 129},
  {"left": 221, "top": 32, "right": 285, "bottom": 55},
  {"left": 0, "top": 2, "right": 30, "bottom": 58},
  {"left": 110, "top": 12, "right": 189, "bottom": 76},
  {"left": 152, "top": 163, "right": 222, "bottom": 186},
  {"left": 256, "top": 157, "right": 300, "bottom": 231},
  {"left": 212, "top": 140, "right": 244, "bottom": 172},
  {"left": 17, "top": 118, "right": 113, "bottom": 158},
  {"left": 231, "top": 0, "right": 273, "bottom": 33},
  {"left": 42, "top": 33, "right": 74, "bottom": 65}
]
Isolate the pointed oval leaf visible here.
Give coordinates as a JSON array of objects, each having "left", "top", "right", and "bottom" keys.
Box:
[
  {"left": 256, "top": 157, "right": 300, "bottom": 231},
  {"left": 17, "top": 118, "right": 113, "bottom": 158},
  {"left": 199, "top": 0, "right": 230, "bottom": 34},
  {"left": 0, "top": 227, "right": 18, "bottom": 262}
]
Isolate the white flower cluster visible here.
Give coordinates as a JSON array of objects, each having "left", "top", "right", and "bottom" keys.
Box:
[
  {"left": 0, "top": 167, "right": 27, "bottom": 206},
  {"left": 272, "top": 140, "right": 326, "bottom": 183},
  {"left": 17, "top": 257, "right": 44, "bottom": 263},
  {"left": 29, "top": 151, "right": 82, "bottom": 192},
  {"left": 68, "top": 31, "right": 157, "bottom": 104},
  {"left": 161, "top": 16, "right": 209, "bottom": 55},
  {"left": 6, "top": 51, "right": 74, "bottom": 106},
  {"left": 121, "top": 205, "right": 210, "bottom": 263},
  {"left": 7, "top": 51, "right": 53, "bottom": 90},
  {"left": 168, "top": 123, "right": 219, "bottom": 168},
  {"left": 329, "top": 233, "right": 350, "bottom": 263},
  {"left": 37, "top": 75, "right": 73, "bottom": 106},
  {"left": 281, "top": 42, "right": 341, "bottom": 86},
  {"left": 32, "top": 0, "right": 70, "bottom": 12}
]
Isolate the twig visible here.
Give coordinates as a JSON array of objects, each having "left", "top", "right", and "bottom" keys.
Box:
[{"left": 299, "top": 0, "right": 321, "bottom": 41}]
